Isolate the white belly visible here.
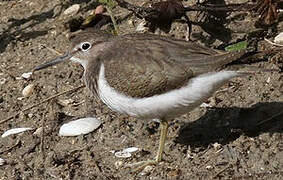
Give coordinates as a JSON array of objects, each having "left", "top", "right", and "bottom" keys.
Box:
[{"left": 98, "top": 63, "right": 241, "bottom": 120}]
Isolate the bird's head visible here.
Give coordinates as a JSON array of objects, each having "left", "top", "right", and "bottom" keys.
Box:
[{"left": 34, "top": 29, "right": 113, "bottom": 71}]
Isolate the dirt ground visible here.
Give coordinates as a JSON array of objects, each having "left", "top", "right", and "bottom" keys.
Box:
[{"left": 0, "top": 0, "right": 282, "bottom": 179}]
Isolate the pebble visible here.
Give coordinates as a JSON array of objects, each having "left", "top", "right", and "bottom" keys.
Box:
[
  {"left": 206, "top": 165, "right": 213, "bottom": 169},
  {"left": 21, "top": 72, "right": 33, "bottom": 79},
  {"left": 95, "top": 5, "right": 105, "bottom": 15},
  {"left": 0, "top": 78, "right": 6, "bottom": 85},
  {"left": 266, "top": 77, "right": 271, "bottom": 83},
  {"left": 114, "top": 160, "right": 123, "bottom": 169},
  {"left": 28, "top": 113, "right": 33, "bottom": 118},
  {"left": 22, "top": 84, "right": 35, "bottom": 97},
  {"left": 63, "top": 4, "right": 80, "bottom": 15},
  {"left": 0, "top": 158, "right": 5, "bottom": 166},
  {"left": 213, "top": 142, "right": 221, "bottom": 150},
  {"left": 57, "top": 99, "right": 74, "bottom": 107},
  {"left": 140, "top": 165, "right": 154, "bottom": 176}
]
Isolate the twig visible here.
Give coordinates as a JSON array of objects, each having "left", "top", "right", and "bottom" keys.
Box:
[
  {"left": 264, "top": 38, "right": 283, "bottom": 47},
  {"left": 18, "top": 157, "right": 34, "bottom": 173},
  {"left": 184, "top": 3, "right": 252, "bottom": 12},
  {"left": 72, "top": 100, "right": 85, "bottom": 107},
  {"left": 212, "top": 164, "right": 231, "bottom": 179},
  {"left": 0, "top": 84, "right": 85, "bottom": 125},
  {"left": 105, "top": 6, "right": 119, "bottom": 34},
  {"left": 115, "top": 0, "right": 253, "bottom": 20},
  {"left": 256, "top": 110, "right": 283, "bottom": 126},
  {"left": 0, "top": 140, "right": 21, "bottom": 154}
]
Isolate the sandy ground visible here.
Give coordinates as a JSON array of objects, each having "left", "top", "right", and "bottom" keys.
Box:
[{"left": 0, "top": 0, "right": 282, "bottom": 179}]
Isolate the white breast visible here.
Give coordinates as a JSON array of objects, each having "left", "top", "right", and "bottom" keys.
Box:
[{"left": 98, "top": 63, "right": 241, "bottom": 120}]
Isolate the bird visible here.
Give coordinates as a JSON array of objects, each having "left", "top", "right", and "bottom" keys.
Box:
[{"left": 34, "top": 28, "right": 254, "bottom": 170}]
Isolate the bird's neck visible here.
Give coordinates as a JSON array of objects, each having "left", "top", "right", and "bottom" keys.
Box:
[{"left": 84, "top": 59, "right": 102, "bottom": 97}]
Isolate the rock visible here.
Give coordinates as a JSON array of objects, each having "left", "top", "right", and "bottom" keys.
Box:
[{"left": 64, "top": 4, "right": 80, "bottom": 15}]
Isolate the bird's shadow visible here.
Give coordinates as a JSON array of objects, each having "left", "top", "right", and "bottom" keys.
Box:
[
  {"left": 175, "top": 102, "right": 283, "bottom": 147},
  {"left": 190, "top": 0, "right": 242, "bottom": 46}
]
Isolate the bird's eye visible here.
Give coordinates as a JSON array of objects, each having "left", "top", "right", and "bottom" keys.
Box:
[{"left": 81, "top": 42, "right": 91, "bottom": 51}]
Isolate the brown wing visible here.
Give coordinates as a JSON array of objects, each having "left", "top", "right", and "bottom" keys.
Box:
[{"left": 101, "top": 34, "right": 245, "bottom": 98}]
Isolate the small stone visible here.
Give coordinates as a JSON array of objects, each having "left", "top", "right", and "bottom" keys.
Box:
[
  {"left": 57, "top": 99, "right": 74, "bottom": 106},
  {"left": 206, "top": 165, "right": 213, "bottom": 169},
  {"left": 140, "top": 165, "right": 154, "bottom": 176},
  {"left": 21, "top": 72, "right": 33, "bottom": 79},
  {"left": 95, "top": 5, "right": 105, "bottom": 15},
  {"left": 22, "top": 84, "right": 35, "bottom": 97},
  {"left": 266, "top": 77, "right": 271, "bottom": 83},
  {"left": 114, "top": 160, "right": 123, "bottom": 169},
  {"left": 0, "top": 78, "right": 6, "bottom": 85},
  {"left": 213, "top": 142, "right": 221, "bottom": 150},
  {"left": 167, "top": 169, "right": 181, "bottom": 177},
  {"left": 0, "top": 158, "right": 5, "bottom": 166},
  {"left": 64, "top": 4, "right": 80, "bottom": 15},
  {"left": 128, "top": 19, "right": 134, "bottom": 27},
  {"left": 17, "top": 97, "right": 24, "bottom": 101}
]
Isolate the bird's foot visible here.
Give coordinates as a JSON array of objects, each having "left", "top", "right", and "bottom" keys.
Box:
[{"left": 125, "top": 159, "right": 159, "bottom": 172}]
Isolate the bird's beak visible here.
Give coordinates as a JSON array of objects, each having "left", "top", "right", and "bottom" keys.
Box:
[{"left": 33, "top": 53, "right": 71, "bottom": 72}]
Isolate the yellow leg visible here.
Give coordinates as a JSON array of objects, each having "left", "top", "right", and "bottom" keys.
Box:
[
  {"left": 155, "top": 121, "right": 168, "bottom": 162},
  {"left": 125, "top": 121, "right": 169, "bottom": 171}
]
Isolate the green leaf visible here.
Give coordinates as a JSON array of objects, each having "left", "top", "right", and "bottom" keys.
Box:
[
  {"left": 225, "top": 41, "right": 248, "bottom": 52},
  {"left": 98, "top": 0, "right": 116, "bottom": 9}
]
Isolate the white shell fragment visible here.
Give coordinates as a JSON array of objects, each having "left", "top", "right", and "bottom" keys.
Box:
[
  {"left": 114, "top": 147, "right": 139, "bottom": 158},
  {"left": 2, "top": 128, "right": 33, "bottom": 138},
  {"left": 64, "top": 4, "right": 80, "bottom": 15},
  {"left": 123, "top": 147, "right": 139, "bottom": 153},
  {"left": 21, "top": 72, "right": 33, "bottom": 79},
  {"left": 59, "top": 117, "right": 101, "bottom": 136},
  {"left": 0, "top": 158, "right": 5, "bottom": 166},
  {"left": 22, "top": 84, "right": 35, "bottom": 97},
  {"left": 274, "top": 32, "right": 283, "bottom": 44},
  {"left": 114, "top": 151, "right": 132, "bottom": 158}
]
